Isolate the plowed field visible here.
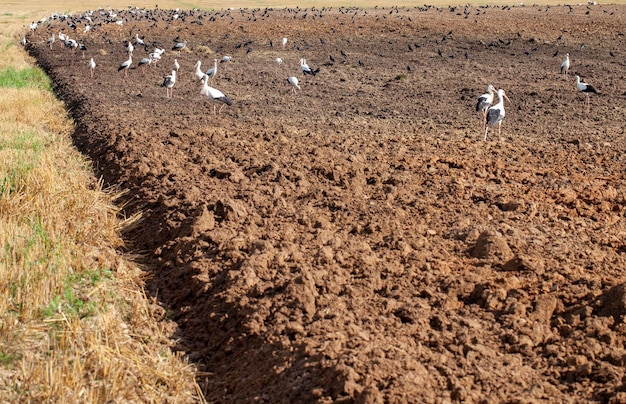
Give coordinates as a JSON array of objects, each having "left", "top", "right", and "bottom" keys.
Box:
[{"left": 27, "top": 4, "right": 626, "bottom": 402}]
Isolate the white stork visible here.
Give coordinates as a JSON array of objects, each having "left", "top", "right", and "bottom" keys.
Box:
[
  {"left": 560, "top": 53, "right": 570, "bottom": 77},
  {"left": 149, "top": 51, "right": 162, "bottom": 67},
  {"left": 275, "top": 57, "right": 283, "bottom": 66},
  {"left": 89, "top": 58, "right": 96, "bottom": 78},
  {"left": 287, "top": 76, "right": 300, "bottom": 93},
  {"left": 174, "top": 58, "right": 180, "bottom": 72},
  {"left": 484, "top": 89, "right": 510, "bottom": 142},
  {"left": 205, "top": 58, "right": 218, "bottom": 82},
  {"left": 117, "top": 54, "right": 132, "bottom": 77},
  {"left": 193, "top": 60, "right": 204, "bottom": 81},
  {"left": 201, "top": 75, "right": 232, "bottom": 115},
  {"left": 135, "top": 33, "right": 146, "bottom": 50},
  {"left": 575, "top": 75, "right": 597, "bottom": 111},
  {"left": 476, "top": 84, "right": 495, "bottom": 128},
  {"left": 299, "top": 58, "right": 319, "bottom": 76},
  {"left": 162, "top": 70, "right": 176, "bottom": 98},
  {"left": 47, "top": 33, "right": 55, "bottom": 50},
  {"left": 137, "top": 56, "right": 152, "bottom": 74},
  {"left": 282, "top": 37, "right": 288, "bottom": 49}
]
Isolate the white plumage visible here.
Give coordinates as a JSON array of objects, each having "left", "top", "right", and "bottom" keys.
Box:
[
  {"left": 299, "top": 58, "right": 319, "bottom": 76},
  {"left": 484, "top": 89, "right": 510, "bottom": 142},
  {"left": 575, "top": 75, "right": 597, "bottom": 111},
  {"left": 117, "top": 54, "right": 132, "bottom": 77},
  {"left": 560, "top": 53, "right": 570, "bottom": 77},
  {"left": 194, "top": 60, "right": 204, "bottom": 81},
  {"left": 161, "top": 70, "right": 177, "bottom": 98},
  {"left": 476, "top": 84, "right": 495, "bottom": 127},
  {"left": 288, "top": 76, "right": 300, "bottom": 93},
  {"left": 89, "top": 58, "right": 96, "bottom": 78},
  {"left": 201, "top": 75, "right": 232, "bottom": 115}
]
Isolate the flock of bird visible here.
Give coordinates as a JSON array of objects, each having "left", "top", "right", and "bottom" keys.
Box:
[
  {"left": 476, "top": 51, "right": 598, "bottom": 142},
  {"left": 39, "top": 25, "right": 321, "bottom": 114},
  {"left": 26, "top": 5, "right": 605, "bottom": 137}
]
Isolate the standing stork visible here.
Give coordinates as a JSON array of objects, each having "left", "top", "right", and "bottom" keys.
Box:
[
  {"left": 560, "top": 53, "right": 570, "bottom": 77},
  {"left": 299, "top": 58, "right": 319, "bottom": 76},
  {"left": 174, "top": 58, "right": 180, "bottom": 72},
  {"left": 204, "top": 58, "right": 218, "bottom": 82},
  {"left": 89, "top": 58, "right": 96, "bottom": 78},
  {"left": 484, "top": 89, "right": 510, "bottom": 141},
  {"left": 193, "top": 60, "right": 204, "bottom": 81},
  {"left": 162, "top": 70, "right": 177, "bottom": 98},
  {"left": 575, "top": 75, "right": 597, "bottom": 111},
  {"left": 135, "top": 33, "right": 147, "bottom": 51},
  {"left": 476, "top": 84, "right": 495, "bottom": 129},
  {"left": 47, "top": 33, "right": 55, "bottom": 50},
  {"left": 117, "top": 54, "right": 132, "bottom": 77},
  {"left": 201, "top": 75, "right": 232, "bottom": 114},
  {"left": 287, "top": 76, "right": 300, "bottom": 94},
  {"left": 137, "top": 55, "right": 152, "bottom": 74},
  {"left": 282, "top": 37, "right": 288, "bottom": 49}
]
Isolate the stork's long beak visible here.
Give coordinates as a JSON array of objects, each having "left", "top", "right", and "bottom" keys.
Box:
[{"left": 504, "top": 93, "right": 511, "bottom": 103}]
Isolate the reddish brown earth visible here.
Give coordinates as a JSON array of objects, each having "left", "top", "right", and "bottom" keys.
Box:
[{"left": 26, "top": 4, "right": 626, "bottom": 402}]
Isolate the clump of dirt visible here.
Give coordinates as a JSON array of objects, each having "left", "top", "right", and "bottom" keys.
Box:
[{"left": 27, "top": 4, "right": 626, "bottom": 402}]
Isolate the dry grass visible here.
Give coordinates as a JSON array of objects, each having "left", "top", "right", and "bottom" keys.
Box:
[{"left": 0, "top": 9, "right": 201, "bottom": 404}]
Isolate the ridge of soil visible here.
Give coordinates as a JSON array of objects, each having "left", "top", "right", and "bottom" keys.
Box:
[{"left": 27, "top": 5, "right": 626, "bottom": 402}]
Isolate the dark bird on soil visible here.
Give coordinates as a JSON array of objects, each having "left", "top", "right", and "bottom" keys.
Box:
[
  {"left": 161, "top": 69, "right": 176, "bottom": 98},
  {"left": 118, "top": 54, "right": 132, "bottom": 77},
  {"left": 484, "top": 89, "right": 510, "bottom": 142},
  {"left": 201, "top": 75, "right": 232, "bottom": 114},
  {"left": 575, "top": 75, "right": 597, "bottom": 111},
  {"left": 172, "top": 39, "right": 187, "bottom": 54},
  {"left": 476, "top": 84, "right": 495, "bottom": 128}
]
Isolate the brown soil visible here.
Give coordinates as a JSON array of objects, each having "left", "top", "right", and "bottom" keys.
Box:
[{"left": 26, "top": 4, "right": 626, "bottom": 403}]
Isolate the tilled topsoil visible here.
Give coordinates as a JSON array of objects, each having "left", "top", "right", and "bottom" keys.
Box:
[{"left": 26, "top": 4, "right": 626, "bottom": 402}]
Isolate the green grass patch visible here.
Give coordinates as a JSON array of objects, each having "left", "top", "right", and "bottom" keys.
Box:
[
  {"left": 0, "top": 130, "right": 44, "bottom": 152},
  {"left": 40, "top": 268, "right": 113, "bottom": 321},
  {"left": 0, "top": 160, "right": 34, "bottom": 197},
  {"left": 0, "top": 67, "right": 51, "bottom": 91},
  {"left": 0, "top": 351, "right": 20, "bottom": 367}
]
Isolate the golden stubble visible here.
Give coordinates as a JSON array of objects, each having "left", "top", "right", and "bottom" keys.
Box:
[{"left": 0, "top": 9, "right": 201, "bottom": 404}]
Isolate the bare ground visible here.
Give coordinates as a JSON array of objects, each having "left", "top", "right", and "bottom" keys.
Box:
[{"left": 26, "top": 4, "right": 626, "bottom": 402}]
